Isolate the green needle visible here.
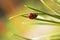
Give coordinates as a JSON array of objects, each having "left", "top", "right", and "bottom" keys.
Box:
[
  {"left": 25, "top": 5, "right": 60, "bottom": 19},
  {"left": 13, "top": 33, "right": 31, "bottom": 40},
  {"left": 21, "top": 15, "right": 60, "bottom": 24}
]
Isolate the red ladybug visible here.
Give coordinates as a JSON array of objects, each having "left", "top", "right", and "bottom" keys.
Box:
[{"left": 28, "top": 13, "right": 37, "bottom": 19}]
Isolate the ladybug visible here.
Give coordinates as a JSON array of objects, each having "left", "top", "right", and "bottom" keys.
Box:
[{"left": 28, "top": 13, "right": 38, "bottom": 19}]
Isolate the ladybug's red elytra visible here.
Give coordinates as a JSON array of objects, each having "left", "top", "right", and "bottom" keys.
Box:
[{"left": 28, "top": 13, "right": 38, "bottom": 19}]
